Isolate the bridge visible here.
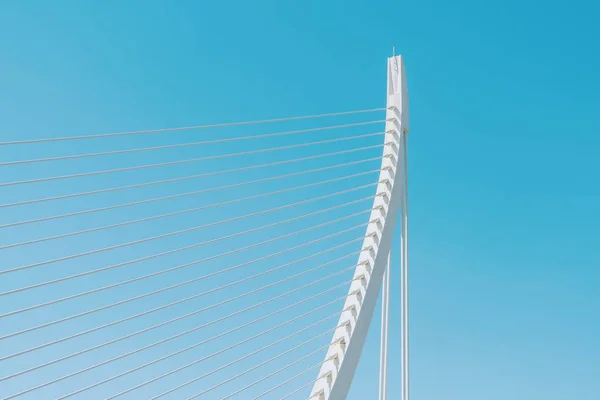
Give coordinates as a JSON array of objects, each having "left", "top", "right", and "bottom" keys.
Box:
[{"left": 0, "top": 55, "right": 409, "bottom": 399}]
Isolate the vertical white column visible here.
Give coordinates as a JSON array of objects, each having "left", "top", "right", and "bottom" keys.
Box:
[
  {"left": 401, "top": 130, "right": 409, "bottom": 400},
  {"left": 378, "top": 253, "right": 391, "bottom": 400}
]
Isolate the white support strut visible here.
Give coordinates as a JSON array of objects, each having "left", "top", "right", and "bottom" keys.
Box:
[
  {"left": 309, "top": 55, "right": 409, "bottom": 400},
  {"left": 379, "top": 253, "right": 391, "bottom": 400},
  {"left": 401, "top": 116, "right": 410, "bottom": 400}
]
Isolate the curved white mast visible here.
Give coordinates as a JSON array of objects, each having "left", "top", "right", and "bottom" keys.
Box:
[{"left": 310, "top": 55, "right": 409, "bottom": 400}]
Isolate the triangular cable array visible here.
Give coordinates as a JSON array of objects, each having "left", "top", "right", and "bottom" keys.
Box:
[{"left": 0, "top": 107, "right": 388, "bottom": 399}]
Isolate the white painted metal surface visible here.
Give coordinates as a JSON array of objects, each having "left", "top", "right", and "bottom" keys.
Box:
[
  {"left": 309, "top": 55, "right": 409, "bottom": 399},
  {"left": 378, "top": 253, "right": 390, "bottom": 400},
  {"left": 0, "top": 54, "right": 406, "bottom": 399},
  {"left": 401, "top": 130, "right": 410, "bottom": 400}
]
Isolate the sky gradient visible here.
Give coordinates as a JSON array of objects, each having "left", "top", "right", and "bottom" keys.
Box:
[{"left": 0, "top": 1, "right": 599, "bottom": 399}]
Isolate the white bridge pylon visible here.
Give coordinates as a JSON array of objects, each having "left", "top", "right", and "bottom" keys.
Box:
[
  {"left": 310, "top": 55, "right": 409, "bottom": 400},
  {"left": 0, "top": 55, "right": 408, "bottom": 400}
]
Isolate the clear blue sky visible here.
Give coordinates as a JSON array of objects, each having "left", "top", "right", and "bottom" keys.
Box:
[{"left": 0, "top": 1, "right": 599, "bottom": 399}]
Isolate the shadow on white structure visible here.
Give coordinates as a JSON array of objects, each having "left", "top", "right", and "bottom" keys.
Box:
[{"left": 309, "top": 55, "right": 409, "bottom": 400}]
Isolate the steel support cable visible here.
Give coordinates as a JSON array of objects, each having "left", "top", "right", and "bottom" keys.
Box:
[
  {"left": 0, "top": 157, "right": 382, "bottom": 230},
  {"left": 219, "top": 331, "right": 342, "bottom": 400},
  {"left": 281, "top": 378, "right": 321, "bottom": 400},
  {"left": 6, "top": 282, "right": 355, "bottom": 400},
  {"left": 0, "top": 209, "right": 371, "bottom": 324},
  {"left": 59, "top": 286, "right": 352, "bottom": 400},
  {"left": 0, "top": 145, "right": 384, "bottom": 211},
  {"left": 156, "top": 330, "right": 344, "bottom": 400},
  {"left": 0, "top": 132, "right": 385, "bottom": 187},
  {"left": 0, "top": 243, "right": 372, "bottom": 364},
  {"left": 0, "top": 202, "right": 372, "bottom": 311},
  {"left": 0, "top": 198, "right": 378, "bottom": 302},
  {"left": 0, "top": 182, "right": 377, "bottom": 276},
  {"left": 0, "top": 223, "right": 367, "bottom": 344},
  {"left": 0, "top": 242, "right": 366, "bottom": 385},
  {"left": 48, "top": 275, "right": 359, "bottom": 400},
  {"left": 111, "top": 307, "right": 353, "bottom": 400},
  {"left": 0, "top": 248, "right": 366, "bottom": 378},
  {"left": 0, "top": 240, "right": 371, "bottom": 385},
  {"left": 0, "top": 121, "right": 384, "bottom": 167},
  {"left": 221, "top": 350, "right": 325, "bottom": 400},
  {"left": 0, "top": 232, "right": 372, "bottom": 344},
  {"left": 0, "top": 169, "right": 379, "bottom": 251},
  {"left": 0, "top": 108, "right": 386, "bottom": 146},
  {"left": 186, "top": 335, "right": 345, "bottom": 400},
  {"left": 251, "top": 358, "right": 332, "bottom": 400}
]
